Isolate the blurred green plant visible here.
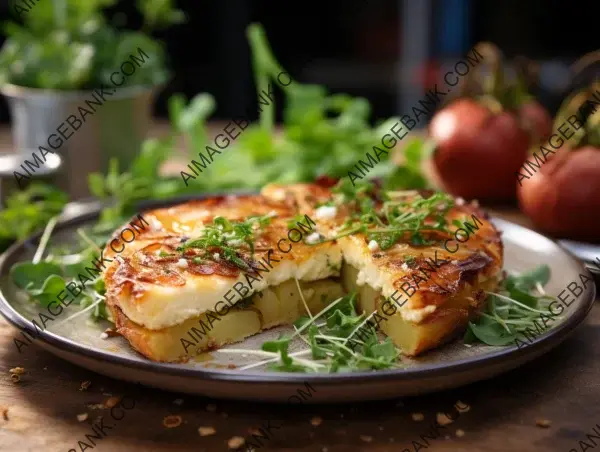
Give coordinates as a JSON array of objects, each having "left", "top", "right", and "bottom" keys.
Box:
[
  {"left": 81, "top": 22, "right": 431, "bottom": 199},
  {"left": 165, "top": 23, "right": 430, "bottom": 192},
  {"left": 0, "top": 0, "right": 184, "bottom": 89},
  {"left": 0, "top": 183, "right": 68, "bottom": 251}
]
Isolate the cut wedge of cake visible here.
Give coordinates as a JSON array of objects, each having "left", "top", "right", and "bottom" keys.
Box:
[{"left": 103, "top": 182, "right": 502, "bottom": 362}]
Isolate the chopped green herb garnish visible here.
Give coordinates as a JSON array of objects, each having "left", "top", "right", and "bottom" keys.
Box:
[
  {"left": 327, "top": 180, "right": 454, "bottom": 250},
  {"left": 177, "top": 214, "right": 272, "bottom": 270},
  {"left": 403, "top": 255, "right": 416, "bottom": 266},
  {"left": 287, "top": 214, "right": 308, "bottom": 230}
]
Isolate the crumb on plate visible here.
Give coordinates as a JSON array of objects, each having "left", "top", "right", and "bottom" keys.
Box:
[
  {"left": 455, "top": 401, "right": 471, "bottom": 413},
  {"left": 163, "top": 415, "right": 183, "bottom": 428},
  {"left": 311, "top": 416, "right": 322, "bottom": 427},
  {"left": 227, "top": 436, "right": 245, "bottom": 449},
  {"left": 536, "top": 419, "right": 551, "bottom": 428},
  {"left": 104, "top": 396, "right": 121, "bottom": 409},
  {"left": 411, "top": 412, "right": 424, "bottom": 421},
  {"left": 198, "top": 426, "right": 216, "bottom": 436},
  {"left": 436, "top": 412, "right": 454, "bottom": 426}
]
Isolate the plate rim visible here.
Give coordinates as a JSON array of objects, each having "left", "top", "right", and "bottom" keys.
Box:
[{"left": 0, "top": 194, "right": 595, "bottom": 386}]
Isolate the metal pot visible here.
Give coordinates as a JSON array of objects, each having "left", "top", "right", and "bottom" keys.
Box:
[{"left": 1, "top": 83, "right": 157, "bottom": 199}]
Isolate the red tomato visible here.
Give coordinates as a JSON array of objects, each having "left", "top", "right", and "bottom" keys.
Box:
[
  {"left": 429, "top": 99, "right": 530, "bottom": 201},
  {"left": 517, "top": 146, "right": 600, "bottom": 242},
  {"left": 518, "top": 100, "right": 553, "bottom": 143}
]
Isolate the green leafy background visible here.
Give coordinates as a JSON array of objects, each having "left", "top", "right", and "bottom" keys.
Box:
[{"left": 0, "top": 0, "right": 183, "bottom": 89}]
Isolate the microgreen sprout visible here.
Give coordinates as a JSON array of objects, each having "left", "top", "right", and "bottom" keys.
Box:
[
  {"left": 177, "top": 214, "right": 272, "bottom": 270},
  {"left": 243, "top": 293, "right": 403, "bottom": 373},
  {"left": 324, "top": 180, "right": 455, "bottom": 249},
  {"left": 464, "top": 265, "right": 561, "bottom": 346}
]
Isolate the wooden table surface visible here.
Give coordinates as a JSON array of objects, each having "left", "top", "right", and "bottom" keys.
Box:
[{"left": 0, "top": 126, "right": 598, "bottom": 452}]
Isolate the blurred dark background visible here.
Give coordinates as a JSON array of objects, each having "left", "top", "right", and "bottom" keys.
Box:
[{"left": 0, "top": 0, "right": 598, "bottom": 123}]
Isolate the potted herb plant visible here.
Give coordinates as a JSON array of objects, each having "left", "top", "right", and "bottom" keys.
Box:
[{"left": 0, "top": 0, "right": 183, "bottom": 198}]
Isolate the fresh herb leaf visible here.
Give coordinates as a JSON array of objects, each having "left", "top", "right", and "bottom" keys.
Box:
[
  {"left": 94, "top": 278, "right": 106, "bottom": 295},
  {"left": 505, "top": 265, "right": 551, "bottom": 291},
  {"left": 266, "top": 361, "right": 309, "bottom": 373},
  {"left": 325, "top": 306, "right": 364, "bottom": 337},
  {"left": 293, "top": 315, "right": 312, "bottom": 331},
  {"left": 367, "top": 338, "right": 399, "bottom": 361},
  {"left": 10, "top": 261, "right": 62, "bottom": 290},
  {"left": 260, "top": 293, "right": 402, "bottom": 373},
  {"left": 0, "top": 184, "right": 67, "bottom": 253},
  {"left": 308, "top": 324, "right": 329, "bottom": 360},
  {"left": 262, "top": 335, "right": 293, "bottom": 366},
  {"left": 26, "top": 275, "right": 66, "bottom": 308},
  {"left": 466, "top": 321, "right": 517, "bottom": 346},
  {"left": 463, "top": 325, "right": 477, "bottom": 344},
  {"left": 507, "top": 286, "right": 539, "bottom": 308},
  {"left": 465, "top": 266, "right": 557, "bottom": 347}
]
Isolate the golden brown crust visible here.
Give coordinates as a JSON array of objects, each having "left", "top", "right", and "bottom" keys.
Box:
[
  {"left": 103, "top": 193, "right": 321, "bottom": 313},
  {"left": 103, "top": 183, "right": 503, "bottom": 361},
  {"left": 109, "top": 304, "right": 161, "bottom": 361},
  {"left": 336, "top": 195, "right": 502, "bottom": 318}
]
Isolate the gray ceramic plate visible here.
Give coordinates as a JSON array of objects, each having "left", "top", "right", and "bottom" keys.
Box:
[
  {"left": 558, "top": 239, "right": 600, "bottom": 276},
  {"left": 0, "top": 198, "right": 595, "bottom": 403}
]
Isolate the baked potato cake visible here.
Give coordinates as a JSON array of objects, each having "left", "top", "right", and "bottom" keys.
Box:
[
  {"left": 262, "top": 183, "right": 502, "bottom": 356},
  {"left": 103, "top": 192, "right": 343, "bottom": 361},
  {"left": 103, "top": 182, "right": 502, "bottom": 362}
]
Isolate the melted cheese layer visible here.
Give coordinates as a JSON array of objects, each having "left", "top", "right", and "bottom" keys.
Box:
[
  {"left": 113, "top": 246, "right": 342, "bottom": 330},
  {"left": 339, "top": 235, "right": 444, "bottom": 323}
]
